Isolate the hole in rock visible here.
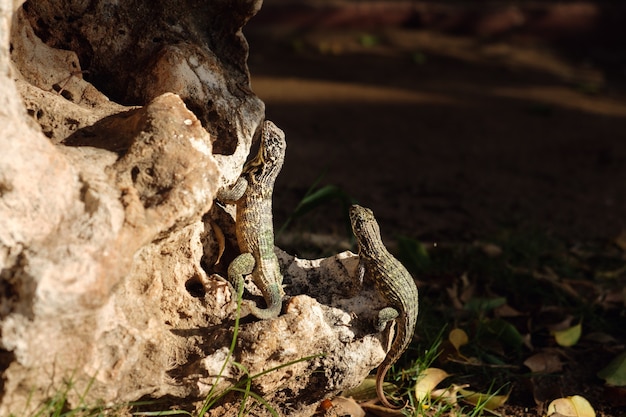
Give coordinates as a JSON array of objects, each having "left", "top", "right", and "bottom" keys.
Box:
[
  {"left": 185, "top": 276, "right": 205, "bottom": 298},
  {"left": 0, "top": 349, "right": 16, "bottom": 404},
  {"left": 33, "top": 17, "right": 51, "bottom": 43},
  {"left": 60, "top": 89, "right": 73, "bottom": 101},
  {"left": 131, "top": 166, "right": 140, "bottom": 182},
  {"left": 51, "top": 82, "right": 74, "bottom": 101}
]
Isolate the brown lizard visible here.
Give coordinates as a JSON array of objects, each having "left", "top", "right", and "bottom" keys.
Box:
[
  {"left": 217, "top": 120, "right": 286, "bottom": 319},
  {"left": 349, "top": 204, "right": 419, "bottom": 409}
]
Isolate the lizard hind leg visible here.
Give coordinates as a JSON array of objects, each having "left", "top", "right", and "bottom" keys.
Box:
[
  {"left": 227, "top": 253, "right": 256, "bottom": 307},
  {"left": 227, "top": 253, "right": 282, "bottom": 320},
  {"left": 245, "top": 281, "right": 283, "bottom": 320}
]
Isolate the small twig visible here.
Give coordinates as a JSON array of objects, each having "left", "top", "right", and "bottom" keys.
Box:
[{"left": 53, "top": 69, "right": 89, "bottom": 97}]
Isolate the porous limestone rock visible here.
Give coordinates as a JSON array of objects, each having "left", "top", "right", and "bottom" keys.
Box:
[{"left": 0, "top": 1, "right": 389, "bottom": 416}]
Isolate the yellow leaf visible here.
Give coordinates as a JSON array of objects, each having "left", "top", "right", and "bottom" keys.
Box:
[
  {"left": 547, "top": 395, "right": 595, "bottom": 417},
  {"left": 431, "top": 383, "right": 468, "bottom": 405},
  {"left": 449, "top": 328, "right": 469, "bottom": 352},
  {"left": 553, "top": 323, "right": 582, "bottom": 347},
  {"left": 329, "top": 396, "right": 366, "bottom": 417},
  {"left": 415, "top": 368, "right": 450, "bottom": 401},
  {"left": 342, "top": 376, "right": 396, "bottom": 401},
  {"left": 459, "top": 387, "right": 510, "bottom": 411}
]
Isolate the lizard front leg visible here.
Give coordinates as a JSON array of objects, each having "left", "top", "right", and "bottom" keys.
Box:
[
  {"left": 216, "top": 176, "right": 248, "bottom": 204},
  {"left": 376, "top": 307, "right": 399, "bottom": 332}
]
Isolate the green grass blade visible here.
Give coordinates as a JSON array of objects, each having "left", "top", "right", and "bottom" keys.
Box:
[
  {"left": 249, "top": 354, "right": 324, "bottom": 381},
  {"left": 228, "top": 388, "right": 279, "bottom": 417},
  {"left": 278, "top": 185, "right": 347, "bottom": 237},
  {"left": 198, "top": 276, "right": 245, "bottom": 415},
  {"left": 236, "top": 377, "right": 252, "bottom": 417},
  {"left": 133, "top": 411, "right": 192, "bottom": 416}
]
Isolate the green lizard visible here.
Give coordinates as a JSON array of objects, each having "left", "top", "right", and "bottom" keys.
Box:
[
  {"left": 218, "top": 120, "right": 286, "bottom": 319},
  {"left": 349, "top": 204, "right": 419, "bottom": 409}
]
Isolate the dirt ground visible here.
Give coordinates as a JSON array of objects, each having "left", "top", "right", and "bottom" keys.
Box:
[
  {"left": 244, "top": 2, "right": 626, "bottom": 415},
  {"left": 245, "top": 5, "right": 626, "bottom": 253}
]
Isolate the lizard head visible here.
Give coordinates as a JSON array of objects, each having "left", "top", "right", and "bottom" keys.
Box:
[
  {"left": 350, "top": 204, "right": 375, "bottom": 225},
  {"left": 350, "top": 204, "right": 382, "bottom": 252},
  {"left": 260, "top": 120, "right": 286, "bottom": 167},
  {"left": 243, "top": 120, "right": 286, "bottom": 181}
]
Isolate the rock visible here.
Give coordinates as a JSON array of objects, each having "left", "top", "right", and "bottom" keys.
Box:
[
  {"left": 0, "top": 1, "right": 388, "bottom": 415},
  {"left": 18, "top": 0, "right": 265, "bottom": 161},
  {"left": 191, "top": 250, "right": 387, "bottom": 417}
]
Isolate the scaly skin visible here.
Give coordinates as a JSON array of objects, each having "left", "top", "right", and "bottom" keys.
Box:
[
  {"left": 218, "top": 120, "right": 286, "bottom": 319},
  {"left": 227, "top": 252, "right": 254, "bottom": 316},
  {"left": 349, "top": 204, "right": 419, "bottom": 409}
]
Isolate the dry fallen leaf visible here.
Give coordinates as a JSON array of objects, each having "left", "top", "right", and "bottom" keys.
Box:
[
  {"left": 534, "top": 268, "right": 583, "bottom": 301},
  {"left": 431, "top": 383, "right": 468, "bottom": 405},
  {"left": 494, "top": 303, "right": 524, "bottom": 318},
  {"left": 523, "top": 333, "right": 534, "bottom": 350},
  {"left": 342, "top": 376, "right": 394, "bottom": 401},
  {"left": 459, "top": 272, "right": 475, "bottom": 303},
  {"left": 583, "top": 332, "right": 617, "bottom": 344},
  {"left": 459, "top": 387, "right": 510, "bottom": 411},
  {"left": 446, "top": 273, "right": 475, "bottom": 309},
  {"left": 415, "top": 368, "right": 450, "bottom": 401},
  {"left": 446, "top": 281, "right": 464, "bottom": 310},
  {"left": 328, "top": 396, "right": 366, "bottom": 417},
  {"left": 449, "top": 328, "right": 469, "bottom": 352},
  {"left": 475, "top": 241, "right": 503, "bottom": 258},
  {"left": 360, "top": 401, "right": 406, "bottom": 417},
  {"left": 547, "top": 395, "right": 595, "bottom": 417},
  {"left": 548, "top": 315, "right": 575, "bottom": 332},
  {"left": 613, "top": 229, "right": 626, "bottom": 252},
  {"left": 524, "top": 351, "right": 564, "bottom": 373}
]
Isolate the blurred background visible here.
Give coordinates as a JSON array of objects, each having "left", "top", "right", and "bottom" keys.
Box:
[
  {"left": 244, "top": 0, "right": 626, "bottom": 257},
  {"left": 244, "top": 3, "right": 626, "bottom": 413}
]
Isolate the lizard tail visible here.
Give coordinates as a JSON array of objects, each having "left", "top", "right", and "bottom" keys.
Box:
[
  {"left": 376, "top": 365, "right": 407, "bottom": 410},
  {"left": 375, "top": 316, "right": 413, "bottom": 409},
  {"left": 246, "top": 282, "right": 283, "bottom": 319}
]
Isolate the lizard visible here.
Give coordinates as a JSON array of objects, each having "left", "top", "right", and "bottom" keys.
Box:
[
  {"left": 217, "top": 120, "right": 286, "bottom": 319},
  {"left": 349, "top": 204, "right": 419, "bottom": 409}
]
